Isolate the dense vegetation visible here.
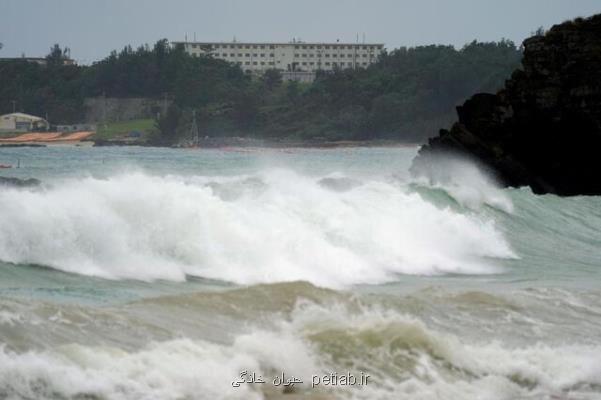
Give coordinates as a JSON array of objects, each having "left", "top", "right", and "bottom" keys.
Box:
[{"left": 0, "top": 39, "right": 522, "bottom": 143}]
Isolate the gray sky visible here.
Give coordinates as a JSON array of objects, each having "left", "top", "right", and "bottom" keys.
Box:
[{"left": 1, "top": 0, "right": 600, "bottom": 64}]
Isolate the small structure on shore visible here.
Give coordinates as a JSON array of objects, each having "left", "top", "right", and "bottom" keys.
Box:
[{"left": 0, "top": 113, "right": 49, "bottom": 133}]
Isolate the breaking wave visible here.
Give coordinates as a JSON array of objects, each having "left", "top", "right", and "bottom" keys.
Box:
[
  {"left": 0, "top": 298, "right": 599, "bottom": 400},
  {"left": 0, "top": 170, "right": 515, "bottom": 287}
]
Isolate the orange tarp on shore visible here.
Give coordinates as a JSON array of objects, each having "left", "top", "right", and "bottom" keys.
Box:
[
  {"left": 0, "top": 132, "right": 62, "bottom": 142},
  {"left": 45, "top": 131, "right": 94, "bottom": 142},
  {"left": 0, "top": 131, "right": 94, "bottom": 143}
]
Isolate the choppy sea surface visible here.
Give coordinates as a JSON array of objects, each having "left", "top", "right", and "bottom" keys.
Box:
[{"left": 0, "top": 145, "right": 600, "bottom": 400}]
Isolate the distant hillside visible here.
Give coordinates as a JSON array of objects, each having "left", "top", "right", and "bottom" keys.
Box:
[{"left": 0, "top": 39, "right": 522, "bottom": 143}]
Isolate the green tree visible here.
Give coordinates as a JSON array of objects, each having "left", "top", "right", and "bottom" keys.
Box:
[
  {"left": 46, "top": 44, "right": 70, "bottom": 66},
  {"left": 155, "top": 103, "right": 182, "bottom": 143},
  {"left": 261, "top": 69, "right": 282, "bottom": 91}
]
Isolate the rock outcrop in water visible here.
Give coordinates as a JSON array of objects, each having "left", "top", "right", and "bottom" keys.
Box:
[{"left": 412, "top": 15, "right": 601, "bottom": 196}]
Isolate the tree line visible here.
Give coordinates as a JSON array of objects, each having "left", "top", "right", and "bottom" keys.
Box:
[{"left": 0, "top": 39, "right": 522, "bottom": 143}]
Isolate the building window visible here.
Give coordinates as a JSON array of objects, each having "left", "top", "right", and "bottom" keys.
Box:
[
  {"left": 260, "top": 45, "right": 265, "bottom": 49},
  {"left": 245, "top": 45, "right": 250, "bottom": 49},
  {"left": 325, "top": 54, "right": 330, "bottom": 57},
  {"left": 325, "top": 45, "right": 330, "bottom": 49},
  {"left": 253, "top": 61, "right": 257, "bottom": 65},
  {"left": 309, "top": 54, "right": 313, "bottom": 57},
  {"left": 269, "top": 61, "right": 275, "bottom": 65},
  {"left": 325, "top": 62, "right": 330, "bottom": 66},
  {"left": 332, "top": 62, "right": 337, "bottom": 66},
  {"left": 238, "top": 53, "right": 243, "bottom": 57},
  {"left": 317, "top": 45, "right": 322, "bottom": 49},
  {"left": 231, "top": 53, "right": 235, "bottom": 57},
  {"left": 332, "top": 54, "right": 337, "bottom": 58},
  {"left": 294, "top": 53, "right": 299, "bottom": 57},
  {"left": 302, "top": 45, "right": 307, "bottom": 49},
  {"left": 347, "top": 46, "right": 352, "bottom": 49},
  {"left": 260, "top": 54, "right": 265, "bottom": 57},
  {"left": 253, "top": 53, "right": 258, "bottom": 57},
  {"left": 245, "top": 61, "right": 250, "bottom": 65},
  {"left": 270, "top": 45, "right": 275, "bottom": 49},
  {"left": 362, "top": 54, "right": 367, "bottom": 57},
  {"left": 253, "top": 45, "right": 257, "bottom": 49},
  {"left": 301, "top": 62, "right": 307, "bottom": 65},
  {"left": 309, "top": 62, "right": 314, "bottom": 65},
  {"left": 348, "top": 62, "right": 353, "bottom": 66},
  {"left": 260, "top": 61, "right": 265, "bottom": 65},
  {"left": 294, "top": 45, "right": 299, "bottom": 49},
  {"left": 237, "top": 62, "right": 242, "bottom": 65},
  {"left": 309, "top": 45, "right": 314, "bottom": 49}
]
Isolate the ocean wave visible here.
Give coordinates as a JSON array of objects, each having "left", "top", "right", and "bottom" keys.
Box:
[
  {"left": 410, "top": 153, "right": 515, "bottom": 213},
  {"left": 0, "top": 170, "right": 515, "bottom": 286},
  {"left": 0, "top": 299, "right": 599, "bottom": 400}
]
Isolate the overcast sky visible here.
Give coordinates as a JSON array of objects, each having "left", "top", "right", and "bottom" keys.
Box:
[{"left": 1, "top": 0, "right": 600, "bottom": 64}]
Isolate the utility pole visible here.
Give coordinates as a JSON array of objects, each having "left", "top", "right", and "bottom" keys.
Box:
[
  {"left": 190, "top": 110, "right": 199, "bottom": 146},
  {"left": 102, "top": 91, "right": 107, "bottom": 129}
]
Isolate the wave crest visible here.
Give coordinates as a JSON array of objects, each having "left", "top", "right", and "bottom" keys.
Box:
[{"left": 0, "top": 171, "right": 515, "bottom": 286}]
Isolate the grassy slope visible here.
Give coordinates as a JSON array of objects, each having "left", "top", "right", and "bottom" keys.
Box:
[{"left": 94, "top": 119, "right": 157, "bottom": 140}]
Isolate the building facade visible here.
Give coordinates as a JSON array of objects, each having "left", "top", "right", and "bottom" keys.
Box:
[
  {"left": 0, "top": 113, "right": 49, "bottom": 133},
  {"left": 172, "top": 40, "right": 385, "bottom": 81}
]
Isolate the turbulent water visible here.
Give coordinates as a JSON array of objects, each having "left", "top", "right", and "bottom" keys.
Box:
[{"left": 0, "top": 145, "right": 600, "bottom": 400}]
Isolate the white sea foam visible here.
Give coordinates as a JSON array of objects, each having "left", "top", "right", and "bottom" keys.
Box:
[
  {"left": 0, "top": 170, "right": 515, "bottom": 286},
  {"left": 0, "top": 310, "right": 22, "bottom": 327},
  {"left": 0, "top": 302, "right": 599, "bottom": 400},
  {"left": 412, "top": 153, "right": 515, "bottom": 213}
]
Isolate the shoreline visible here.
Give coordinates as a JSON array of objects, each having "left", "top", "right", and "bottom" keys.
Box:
[{"left": 93, "top": 138, "right": 422, "bottom": 149}]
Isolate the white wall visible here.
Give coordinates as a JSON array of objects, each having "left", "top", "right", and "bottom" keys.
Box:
[{"left": 177, "top": 41, "right": 384, "bottom": 74}]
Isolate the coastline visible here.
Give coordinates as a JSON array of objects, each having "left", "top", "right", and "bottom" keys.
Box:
[{"left": 93, "top": 137, "right": 422, "bottom": 149}]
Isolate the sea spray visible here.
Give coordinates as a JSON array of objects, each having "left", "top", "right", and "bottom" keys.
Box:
[
  {"left": 0, "top": 170, "right": 515, "bottom": 286},
  {"left": 0, "top": 296, "right": 600, "bottom": 400},
  {"left": 411, "top": 152, "right": 515, "bottom": 213},
  {"left": 0, "top": 146, "right": 600, "bottom": 400}
]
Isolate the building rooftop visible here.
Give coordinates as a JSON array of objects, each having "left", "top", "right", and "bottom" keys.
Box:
[
  {"left": 172, "top": 41, "right": 384, "bottom": 46},
  {"left": 1, "top": 112, "right": 47, "bottom": 121}
]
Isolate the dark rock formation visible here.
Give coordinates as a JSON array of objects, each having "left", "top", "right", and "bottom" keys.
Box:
[
  {"left": 0, "top": 176, "right": 41, "bottom": 188},
  {"left": 412, "top": 15, "right": 601, "bottom": 195}
]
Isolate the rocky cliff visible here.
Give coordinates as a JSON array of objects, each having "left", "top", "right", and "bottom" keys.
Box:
[{"left": 412, "top": 15, "right": 601, "bottom": 195}]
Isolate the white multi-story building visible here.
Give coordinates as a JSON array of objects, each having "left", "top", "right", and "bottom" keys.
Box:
[{"left": 172, "top": 40, "right": 385, "bottom": 82}]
